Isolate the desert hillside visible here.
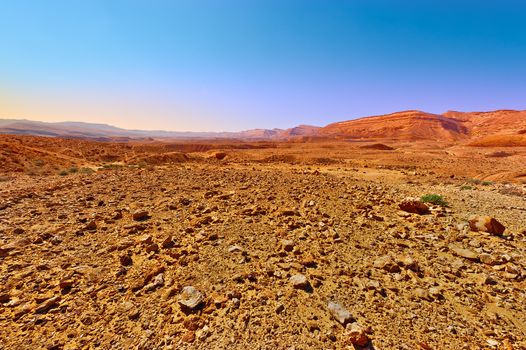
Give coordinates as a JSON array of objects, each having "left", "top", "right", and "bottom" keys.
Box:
[
  {"left": 319, "top": 111, "right": 470, "bottom": 141},
  {"left": 319, "top": 109, "right": 526, "bottom": 143}
]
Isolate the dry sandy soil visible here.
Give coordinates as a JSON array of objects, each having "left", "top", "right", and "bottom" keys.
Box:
[{"left": 1, "top": 135, "right": 526, "bottom": 349}]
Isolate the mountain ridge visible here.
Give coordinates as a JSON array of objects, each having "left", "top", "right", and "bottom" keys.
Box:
[{"left": 1, "top": 109, "right": 525, "bottom": 143}]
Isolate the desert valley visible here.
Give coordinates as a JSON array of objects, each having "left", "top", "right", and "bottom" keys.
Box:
[{"left": 1, "top": 110, "right": 526, "bottom": 349}]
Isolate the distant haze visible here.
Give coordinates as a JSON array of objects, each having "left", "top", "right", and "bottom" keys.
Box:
[{"left": 1, "top": 1, "right": 526, "bottom": 131}]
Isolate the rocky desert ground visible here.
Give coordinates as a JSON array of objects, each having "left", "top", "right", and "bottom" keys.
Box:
[{"left": 1, "top": 134, "right": 526, "bottom": 349}]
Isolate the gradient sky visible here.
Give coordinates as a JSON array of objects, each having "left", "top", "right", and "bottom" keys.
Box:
[{"left": 1, "top": 0, "right": 526, "bottom": 131}]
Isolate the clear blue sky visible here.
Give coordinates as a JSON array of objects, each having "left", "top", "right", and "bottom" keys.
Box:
[{"left": 1, "top": 0, "right": 525, "bottom": 131}]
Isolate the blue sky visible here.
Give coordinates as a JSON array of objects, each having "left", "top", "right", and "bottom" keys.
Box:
[{"left": 1, "top": 0, "right": 525, "bottom": 131}]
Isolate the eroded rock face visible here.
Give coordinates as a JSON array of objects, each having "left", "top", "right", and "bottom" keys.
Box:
[{"left": 468, "top": 215, "right": 506, "bottom": 235}]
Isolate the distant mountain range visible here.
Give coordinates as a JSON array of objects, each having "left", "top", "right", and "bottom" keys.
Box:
[
  {"left": 0, "top": 119, "right": 320, "bottom": 141},
  {"left": 1, "top": 109, "right": 525, "bottom": 144}
]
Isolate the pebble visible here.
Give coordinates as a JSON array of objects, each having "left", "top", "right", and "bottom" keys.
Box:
[
  {"left": 480, "top": 253, "right": 498, "bottom": 266},
  {"left": 289, "top": 274, "right": 309, "bottom": 289},
  {"left": 120, "top": 252, "right": 133, "bottom": 266},
  {"left": 178, "top": 286, "right": 204, "bottom": 310},
  {"left": 85, "top": 220, "right": 97, "bottom": 231},
  {"left": 227, "top": 245, "right": 243, "bottom": 253},
  {"left": 373, "top": 255, "right": 401, "bottom": 273},
  {"left": 327, "top": 301, "right": 353, "bottom": 325},
  {"left": 132, "top": 210, "right": 149, "bottom": 221},
  {"left": 346, "top": 322, "right": 370, "bottom": 346},
  {"left": 449, "top": 244, "right": 479, "bottom": 260},
  {"left": 281, "top": 239, "right": 295, "bottom": 252}
]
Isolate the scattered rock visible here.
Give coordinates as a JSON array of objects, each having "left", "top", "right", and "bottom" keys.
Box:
[
  {"left": 399, "top": 198, "right": 430, "bottom": 215},
  {"left": 289, "top": 274, "right": 309, "bottom": 290},
  {"left": 182, "top": 331, "right": 196, "bottom": 343},
  {"left": 161, "top": 235, "right": 175, "bottom": 248},
  {"left": 373, "top": 255, "right": 401, "bottom": 273},
  {"left": 468, "top": 216, "right": 506, "bottom": 235},
  {"left": 120, "top": 252, "right": 133, "bottom": 266},
  {"left": 227, "top": 245, "right": 243, "bottom": 253},
  {"left": 281, "top": 239, "right": 295, "bottom": 252},
  {"left": 479, "top": 253, "right": 498, "bottom": 266},
  {"left": 449, "top": 244, "right": 479, "bottom": 260},
  {"left": 59, "top": 280, "right": 74, "bottom": 290},
  {"left": 35, "top": 296, "right": 61, "bottom": 314},
  {"left": 0, "top": 293, "right": 10, "bottom": 303},
  {"left": 328, "top": 301, "right": 353, "bottom": 325},
  {"left": 346, "top": 322, "right": 370, "bottom": 346},
  {"left": 85, "top": 220, "right": 97, "bottom": 231},
  {"left": 144, "top": 273, "right": 164, "bottom": 292},
  {"left": 178, "top": 286, "right": 204, "bottom": 311},
  {"left": 413, "top": 288, "right": 431, "bottom": 301},
  {"left": 132, "top": 210, "right": 149, "bottom": 221}
]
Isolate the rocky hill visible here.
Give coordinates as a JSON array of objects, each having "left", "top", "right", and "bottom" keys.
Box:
[{"left": 319, "top": 111, "right": 469, "bottom": 141}]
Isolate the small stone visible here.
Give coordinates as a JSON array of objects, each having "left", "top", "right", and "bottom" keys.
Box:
[
  {"left": 479, "top": 253, "right": 498, "bottom": 266},
  {"left": 120, "top": 252, "right": 133, "bottom": 266},
  {"left": 486, "top": 339, "right": 499, "bottom": 347},
  {"left": 0, "top": 293, "right": 10, "bottom": 303},
  {"left": 145, "top": 243, "right": 159, "bottom": 253},
  {"left": 161, "top": 235, "right": 175, "bottom": 248},
  {"left": 468, "top": 216, "right": 506, "bottom": 235},
  {"left": 428, "top": 287, "right": 442, "bottom": 300},
  {"left": 138, "top": 234, "right": 153, "bottom": 245},
  {"left": 346, "top": 322, "right": 370, "bottom": 346},
  {"left": 178, "top": 286, "right": 204, "bottom": 310},
  {"left": 478, "top": 274, "right": 497, "bottom": 285},
  {"left": 144, "top": 273, "right": 164, "bottom": 292},
  {"left": 196, "top": 325, "right": 211, "bottom": 341},
  {"left": 373, "top": 256, "right": 401, "bottom": 273},
  {"left": 231, "top": 298, "right": 240, "bottom": 308},
  {"left": 59, "top": 280, "right": 74, "bottom": 289},
  {"left": 397, "top": 256, "right": 419, "bottom": 271},
  {"left": 449, "top": 244, "right": 479, "bottom": 260},
  {"left": 182, "top": 331, "right": 196, "bottom": 343},
  {"left": 227, "top": 245, "right": 243, "bottom": 253},
  {"left": 132, "top": 210, "right": 149, "bottom": 221},
  {"left": 413, "top": 288, "right": 431, "bottom": 301},
  {"left": 128, "top": 308, "right": 140, "bottom": 320},
  {"left": 281, "top": 240, "right": 295, "bottom": 252},
  {"left": 183, "top": 315, "right": 204, "bottom": 331},
  {"left": 289, "top": 274, "right": 309, "bottom": 289},
  {"left": 328, "top": 301, "right": 353, "bottom": 325},
  {"left": 275, "top": 303, "right": 285, "bottom": 314},
  {"left": 85, "top": 220, "right": 97, "bottom": 231}
]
